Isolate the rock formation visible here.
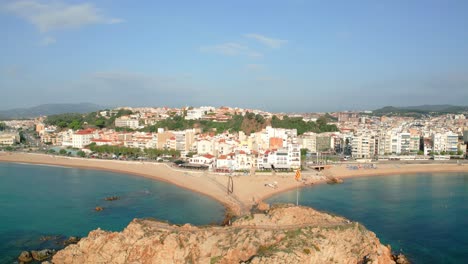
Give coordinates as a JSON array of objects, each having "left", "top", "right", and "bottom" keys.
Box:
[{"left": 53, "top": 205, "right": 401, "bottom": 263}]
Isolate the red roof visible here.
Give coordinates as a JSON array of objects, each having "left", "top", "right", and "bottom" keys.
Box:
[
  {"left": 218, "top": 155, "right": 227, "bottom": 160},
  {"left": 75, "top": 129, "right": 94, "bottom": 135},
  {"left": 238, "top": 150, "right": 246, "bottom": 155},
  {"left": 203, "top": 154, "right": 215, "bottom": 159}
]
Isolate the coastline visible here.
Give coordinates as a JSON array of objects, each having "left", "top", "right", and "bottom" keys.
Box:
[{"left": 1, "top": 152, "right": 468, "bottom": 215}]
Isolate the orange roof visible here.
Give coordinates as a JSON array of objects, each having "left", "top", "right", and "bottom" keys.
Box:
[
  {"left": 203, "top": 154, "right": 215, "bottom": 159},
  {"left": 75, "top": 129, "right": 94, "bottom": 135}
]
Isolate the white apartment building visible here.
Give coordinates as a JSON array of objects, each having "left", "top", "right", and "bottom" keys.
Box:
[
  {"left": 351, "top": 133, "right": 375, "bottom": 159},
  {"left": 216, "top": 154, "right": 236, "bottom": 170},
  {"left": 115, "top": 116, "right": 139, "bottom": 129},
  {"left": 397, "top": 133, "right": 411, "bottom": 154},
  {"left": 258, "top": 143, "right": 301, "bottom": 170},
  {"left": 446, "top": 132, "right": 459, "bottom": 153},
  {"left": 432, "top": 132, "right": 458, "bottom": 153},
  {"left": 299, "top": 132, "right": 317, "bottom": 153},
  {"left": 72, "top": 129, "right": 96, "bottom": 148},
  {"left": 185, "top": 106, "right": 215, "bottom": 120},
  {"left": 197, "top": 139, "right": 214, "bottom": 155}
]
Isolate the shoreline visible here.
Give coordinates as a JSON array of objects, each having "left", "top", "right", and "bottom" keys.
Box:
[
  {"left": 1, "top": 152, "right": 468, "bottom": 216},
  {"left": 0, "top": 153, "right": 238, "bottom": 215}
]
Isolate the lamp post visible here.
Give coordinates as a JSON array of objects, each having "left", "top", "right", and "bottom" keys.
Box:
[{"left": 464, "top": 130, "right": 468, "bottom": 159}]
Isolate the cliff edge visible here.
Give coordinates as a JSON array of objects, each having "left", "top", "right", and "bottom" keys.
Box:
[{"left": 53, "top": 205, "right": 401, "bottom": 264}]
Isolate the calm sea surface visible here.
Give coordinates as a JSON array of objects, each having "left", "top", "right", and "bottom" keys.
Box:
[
  {"left": 0, "top": 163, "right": 225, "bottom": 263},
  {"left": 267, "top": 172, "right": 468, "bottom": 263}
]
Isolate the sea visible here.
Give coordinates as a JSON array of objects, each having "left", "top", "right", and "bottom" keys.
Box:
[
  {"left": 0, "top": 162, "right": 225, "bottom": 263},
  {"left": 267, "top": 172, "right": 468, "bottom": 263}
]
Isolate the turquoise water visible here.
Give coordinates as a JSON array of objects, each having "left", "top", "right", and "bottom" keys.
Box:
[
  {"left": 267, "top": 173, "right": 468, "bottom": 263},
  {"left": 0, "top": 163, "right": 225, "bottom": 263}
]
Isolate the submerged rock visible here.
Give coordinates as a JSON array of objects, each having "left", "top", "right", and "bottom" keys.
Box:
[{"left": 104, "top": 196, "right": 120, "bottom": 201}]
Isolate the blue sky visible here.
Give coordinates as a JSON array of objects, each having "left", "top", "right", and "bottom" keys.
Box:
[{"left": 1, "top": 0, "right": 468, "bottom": 112}]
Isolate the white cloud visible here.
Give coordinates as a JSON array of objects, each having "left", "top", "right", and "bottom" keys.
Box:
[
  {"left": 200, "top": 42, "right": 262, "bottom": 58},
  {"left": 244, "top": 33, "right": 288, "bottom": 48},
  {"left": 40, "top": 36, "right": 56, "bottom": 46},
  {"left": 4, "top": 0, "right": 123, "bottom": 32}
]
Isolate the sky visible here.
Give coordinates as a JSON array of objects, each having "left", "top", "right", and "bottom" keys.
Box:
[{"left": 1, "top": 0, "right": 468, "bottom": 112}]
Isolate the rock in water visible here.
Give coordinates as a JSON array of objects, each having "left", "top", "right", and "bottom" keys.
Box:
[
  {"left": 31, "top": 249, "right": 55, "bottom": 261},
  {"left": 63, "top": 236, "right": 80, "bottom": 246},
  {"left": 53, "top": 205, "right": 400, "bottom": 264},
  {"left": 395, "top": 253, "right": 410, "bottom": 264},
  {"left": 18, "top": 251, "right": 32, "bottom": 262},
  {"left": 104, "top": 196, "right": 119, "bottom": 201}
]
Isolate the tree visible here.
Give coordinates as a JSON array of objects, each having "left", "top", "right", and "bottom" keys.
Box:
[
  {"left": 0, "top": 122, "right": 6, "bottom": 131},
  {"left": 47, "top": 149, "right": 56, "bottom": 154},
  {"left": 417, "top": 150, "right": 424, "bottom": 155},
  {"left": 77, "top": 150, "right": 86, "bottom": 157},
  {"left": 59, "top": 149, "right": 67, "bottom": 155},
  {"left": 95, "top": 119, "right": 106, "bottom": 129}
]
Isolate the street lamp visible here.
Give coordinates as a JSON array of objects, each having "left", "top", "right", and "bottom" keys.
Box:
[{"left": 463, "top": 131, "right": 468, "bottom": 159}]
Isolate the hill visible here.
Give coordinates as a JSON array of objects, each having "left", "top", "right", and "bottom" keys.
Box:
[
  {"left": 0, "top": 103, "right": 105, "bottom": 119},
  {"left": 373, "top": 104, "right": 468, "bottom": 115}
]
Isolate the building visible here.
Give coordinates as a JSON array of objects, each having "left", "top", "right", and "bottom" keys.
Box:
[
  {"left": 351, "top": 133, "right": 375, "bottom": 159},
  {"left": 0, "top": 132, "right": 20, "bottom": 145},
  {"left": 115, "top": 116, "right": 139, "bottom": 129},
  {"left": 432, "top": 132, "right": 459, "bottom": 154},
  {"left": 72, "top": 129, "right": 96, "bottom": 148},
  {"left": 197, "top": 139, "right": 214, "bottom": 155},
  {"left": 299, "top": 132, "right": 317, "bottom": 153},
  {"left": 189, "top": 154, "right": 215, "bottom": 165}
]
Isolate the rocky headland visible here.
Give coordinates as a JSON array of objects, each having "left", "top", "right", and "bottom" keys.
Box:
[{"left": 52, "top": 205, "right": 406, "bottom": 264}]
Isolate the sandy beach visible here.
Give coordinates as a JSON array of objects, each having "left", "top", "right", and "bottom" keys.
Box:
[{"left": 1, "top": 152, "right": 468, "bottom": 215}]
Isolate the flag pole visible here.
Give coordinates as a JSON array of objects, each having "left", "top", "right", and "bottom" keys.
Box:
[
  {"left": 295, "top": 169, "right": 301, "bottom": 206},
  {"left": 296, "top": 179, "right": 299, "bottom": 206}
]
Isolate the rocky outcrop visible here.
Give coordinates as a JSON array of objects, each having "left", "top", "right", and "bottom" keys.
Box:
[
  {"left": 31, "top": 249, "right": 55, "bottom": 261},
  {"left": 53, "top": 205, "right": 400, "bottom": 264},
  {"left": 18, "top": 251, "right": 32, "bottom": 263}
]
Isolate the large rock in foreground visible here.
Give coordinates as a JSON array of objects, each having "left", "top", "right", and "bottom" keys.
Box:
[{"left": 53, "top": 205, "right": 397, "bottom": 264}]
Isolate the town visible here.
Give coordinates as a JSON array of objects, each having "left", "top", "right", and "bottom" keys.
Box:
[{"left": 1, "top": 105, "right": 468, "bottom": 172}]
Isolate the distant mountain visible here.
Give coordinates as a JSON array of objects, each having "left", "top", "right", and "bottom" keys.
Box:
[
  {"left": 374, "top": 105, "right": 468, "bottom": 115},
  {"left": 0, "top": 103, "right": 105, "bottom": 119}
]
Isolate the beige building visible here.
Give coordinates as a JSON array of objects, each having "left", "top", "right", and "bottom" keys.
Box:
[
  {"left": 115, "top": 116, "right": 139, "bottom": 129},
  {"left": 0, "top": 132, "right": 20, "bottom": 145}
]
